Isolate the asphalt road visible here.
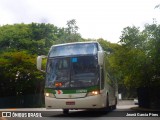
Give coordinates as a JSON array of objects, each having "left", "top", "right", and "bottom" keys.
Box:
[{"left": 0, "top": 100, "right": 159, "bottom": 120}]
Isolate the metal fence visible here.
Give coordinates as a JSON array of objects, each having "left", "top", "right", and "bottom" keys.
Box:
[{"left": 0, "top": 94, "right": 44, "bottom": 108}]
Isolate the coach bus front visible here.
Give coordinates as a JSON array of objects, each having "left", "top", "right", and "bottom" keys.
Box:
[{"left": 38, "top": 42, "right": 106, "bottom": 113}]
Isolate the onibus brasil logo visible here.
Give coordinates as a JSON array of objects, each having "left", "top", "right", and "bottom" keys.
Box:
[{"left": 2, "top": 112, "right": 42, "bottom": 117}]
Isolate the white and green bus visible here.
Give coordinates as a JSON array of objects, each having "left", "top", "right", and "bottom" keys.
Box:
[{"left": 37, "top": 41, "right": 117, "bottom": 114}]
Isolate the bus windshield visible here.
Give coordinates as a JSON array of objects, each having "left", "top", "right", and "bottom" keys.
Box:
[
  {"left": 46, "top": 56, "right": 99, "bottom": 88},
  {"left": 49, "top": 43, "right": 98, "bottom": 57}
]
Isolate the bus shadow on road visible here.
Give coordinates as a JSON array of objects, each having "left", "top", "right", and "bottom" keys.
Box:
[{"left": 52, "top": 109, "right": 111, "bottom": 117}]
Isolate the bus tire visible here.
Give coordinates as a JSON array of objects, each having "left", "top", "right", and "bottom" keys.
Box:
[
  {"left": 63, "top": 109, "right": 69, "bottom": 114},
  {"left": 105, "top": 94, "right": 109, "bottom": 111}
]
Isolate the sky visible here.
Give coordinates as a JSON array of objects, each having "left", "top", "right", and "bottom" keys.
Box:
[{"left": 0, "top": 0, "right": 160, "bottom": 43}]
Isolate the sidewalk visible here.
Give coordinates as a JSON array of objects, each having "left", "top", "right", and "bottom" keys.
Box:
[{"left": 131, "top": 106, "right": 160, "bottom": 111}]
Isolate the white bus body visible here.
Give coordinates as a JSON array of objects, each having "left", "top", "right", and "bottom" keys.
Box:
[{"left": 37, "top": 41, "right": 117, "bottom": 114}]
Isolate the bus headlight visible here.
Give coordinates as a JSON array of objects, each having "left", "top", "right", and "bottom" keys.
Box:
[
  {"left": 45, "top": 93, "right": 55, "bottom": 98},
  {"left": 87, "top": 90, "right": 99, "bottom": 96}
]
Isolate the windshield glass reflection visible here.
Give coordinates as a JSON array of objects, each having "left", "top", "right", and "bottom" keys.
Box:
[{"left": 46, "top": 56, "right": 99, "bottom": 88}]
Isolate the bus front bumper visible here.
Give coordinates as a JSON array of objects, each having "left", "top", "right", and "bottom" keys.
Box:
[{"left": 45, "top": 95, "right": 105, "bottom": 109}]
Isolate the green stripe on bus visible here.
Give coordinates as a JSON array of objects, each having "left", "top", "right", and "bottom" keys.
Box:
[{"left": 45, "top": 86, "right": 99, "bottom": 94}]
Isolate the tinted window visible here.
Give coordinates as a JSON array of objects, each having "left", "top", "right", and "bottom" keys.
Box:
[{"left": 45, "top": 56, "right": 99, "bottom": 88}]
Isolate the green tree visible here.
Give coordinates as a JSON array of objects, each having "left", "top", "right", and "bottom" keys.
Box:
[
  {"left": 142, "top": 24, "right": 160, "bottom": 87},
  {"left": 0, "top": 51, "right": 44, "bottom": 97},
  {"left": 57, "top": 19, "right": 82, "bottom": 43},
  {"left": 118, "top": 24, "right": 160, "bottom": 89},
  {"left": 0, "top": 20, "right": 83, "bottom": 98},
  {"left": 66, "top": 19, "right": 79, "bottom": 34}
]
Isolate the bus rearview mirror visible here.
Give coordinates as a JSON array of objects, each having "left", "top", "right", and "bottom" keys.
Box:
[
  {"left": 98, "top": 51, "right": 104, "bottom": 66},
  {"left": 37, "top": 55, "right": 47, "bottom": 72}
]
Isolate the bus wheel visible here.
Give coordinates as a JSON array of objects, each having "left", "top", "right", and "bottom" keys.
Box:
[
  {"left": 106, "top": 95, "right": 109, "bottom": 111},
  {"left": 63, "top": 109, "right": 69, "bottom": 114}
]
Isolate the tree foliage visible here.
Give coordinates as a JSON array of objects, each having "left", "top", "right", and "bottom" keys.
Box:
[
  {"left": 0, "top": 19, "right": 82, "bottom": 97},
  {"left": 0, "top": 51, "right": 44, "bottom": 97},
  {"left": 1, "top": 18, "right": 160, "bottom": 101},
  {"left": 98, "top": 23, "right": 160, "bottom": 98},
  {"left": 118, "top": 24, "right": 160, "bottom": 89}
]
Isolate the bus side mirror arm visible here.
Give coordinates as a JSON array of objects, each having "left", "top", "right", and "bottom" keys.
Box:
[{"left": 37, "top": 55, "right": 47, "bottom": 72}]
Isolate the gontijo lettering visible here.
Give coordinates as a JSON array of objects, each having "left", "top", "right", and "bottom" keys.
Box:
[{"left": 76, "top": 89, "right": 87, "bottom": 93}]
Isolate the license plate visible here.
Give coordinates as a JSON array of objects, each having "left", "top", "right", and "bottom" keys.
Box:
[{"left": 66, "top": 101, "right": 75, "bottom": 105}]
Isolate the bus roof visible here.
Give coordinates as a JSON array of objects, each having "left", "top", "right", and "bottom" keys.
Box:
[
  {"left": 50, "top": 41, "right": 99, "bottom": 48},
  {"left": 48, "top": 41, "right": 101, "bottom": 57}
]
